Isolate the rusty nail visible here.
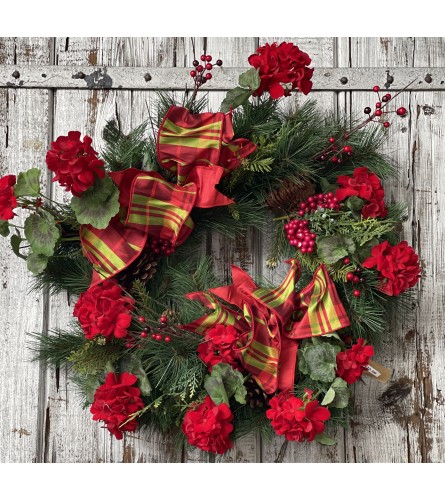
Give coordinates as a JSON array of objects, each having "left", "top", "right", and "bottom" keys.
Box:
[
  {"left": 41, "top": 73, "right": 47, "bottom": 78},
  {"left": 12, "top": 70, "right": 20, "bottom": 79},
  {"left": 340, "top": 76, "right": 348, "bottom": 84},
  {"left": 387, "top": 75, "right": 394, "bottom": 84},
  {"left": 72, "top": 71, "right": 86, "bottom": 79},
  {"left": 425, "top": 74, "right": 433, "bottom": 84},
  {"left": 144, "top": 73, "right": 152, "bottom": 82}
]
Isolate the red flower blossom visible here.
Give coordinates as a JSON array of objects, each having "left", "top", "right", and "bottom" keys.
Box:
[
  {"left": 266, "top": 391, "right": 330, "bottom": 442},
  {"left": 248, "top": 42, "right": 313, "bottom": 99},
  {"left": 90, "top": 372, "right": 144, "bottom": 440},
  {"left": 46, "top": 131, "right": 105, "bottom": 197},
  {"left": 336, "top": 167, "right": 387, "bottom": 218},
  {"left": 73, "top": 280, "right": 135, "bottom": 340},
  {"left": 362, "top": 240, "right": 420, "bottom": 296},
  {"left": 336, "top": 338, "right": 374, "bottom": 384},
  {"left": 0, "top": 174, "right": 17, "bottom": 220},
  {"left": 197, "top": 324, "right": 241, "bottom": 371},
  {"left": 181, "top": 395, "right": 234, "bottom": 454}
]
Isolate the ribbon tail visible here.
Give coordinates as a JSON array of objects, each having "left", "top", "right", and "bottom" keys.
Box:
[
  {"left": 277, "top": 336, "right": 299, "bottom": 392},
  {"left": 185, "top": 165, "right": 233, "bottom": 208}
]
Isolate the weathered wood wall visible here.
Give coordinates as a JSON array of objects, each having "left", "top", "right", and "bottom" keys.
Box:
[{"left": 0, "top": 37, "right": 443, "bottom": 463}]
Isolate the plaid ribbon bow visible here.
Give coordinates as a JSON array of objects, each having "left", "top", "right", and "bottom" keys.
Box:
[
  {"left": 182, "top": 259, "right": 351, "bottom": 394},
  {"left": 80, "top": 106, "right": 256, "bottom": 286}
]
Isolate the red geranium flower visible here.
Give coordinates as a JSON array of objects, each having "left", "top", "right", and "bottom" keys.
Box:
[
  {"left": 336, "top": 338, "right": 374, "bottom": 384},
  {"left": 266, "top": 391, "right": 330, "bottom": 442},
  {"left": 197, "top": 324, "right": 241, "bottom": 371},
  {"left": 0, "top": 174, "right": 17, "bottom": 220},
  {"left": 362, "top": 240, "right": 420, "bottom": 296},
  {"left": 73, "top": 280, "right": 135, "bottom": 340},
  {"left": 90, "top": 372, "right": 144, "bottom": 440},
  {"left": 46, "top": 131, "right": 105, "bottom": 197},
  {"left": 182, "top": 395, "right": 234, "bottom": 454},
  {"left": 248, "top": 42, "right": 313, "bottom": 99},
  {"left": 336, "top": 166, "right": 387, "bottom": 218}
]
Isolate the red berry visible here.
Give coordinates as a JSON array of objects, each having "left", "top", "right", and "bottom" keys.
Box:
[
  {"left": 205, "top": 63, "right": 213, "bottom": 70},
  {"left": 216, "top": 59, "right": 223, "bottom": 66},
  {"left": 383, "top": 121, "right": 390, "bottom": 128},
  {"left": 353, "top": 289, "right": 361, "bottom": 297},
  {"left": 160, "top": 315, "right": 168, "bottom": 323},
  {"left": 397, "top": 106, "right": 407, "bottom": 116},
  {"left": 346, "top": 272, "right": 354, "bottom": 281},
  {"left": 197, "top": 65, "right": 204, "bottom": 72},
  {"left": 329, "top": 137, "right": 335, "bottom": 144},
  {"left": 373, "top": 85, "right": 380, "bottom": 92},
  {"left": 353, "top": 275, "right": 360, "bottom": 284},
  {"left": 206, "top": 55, "right": 212, "bottom": 62},
  {"left": 164, "top": 336, "right": 172, "bottom": 343},
  {"left": 385, "top": 93, "right": 391, "bottom": 99},
  {"left": 151, "top": 334, "right": 157, "bottom": 339},
  {"left": 155, "top": 334, "right": 163, "bottom": 341},
  {"left": 192, "top": 60, "right": 199, "bottom": 67},
  {"left": 190, "top": 70, "right": 196, "bottom": 77},
  {"left": 364, "top": 107, "right": 372, "bottom": 114},
  {"left": 382, "top": 95, "right": 389, "bottom": 103},
  {"left": 125, "top": 342, "right": 133, "bottom": 349},
  {"left": 205, "top": 73, "right": 212, "bottom": 80},
  {"left": 343, "top": 257, "right": 351, "bottom": 264},
  {"left": 141, "top": 332, "right": 148, "bottom": 338},
  {"left": 200, "top": 55, "right": 206, "bottom": 61},
  {"left": 375, "top": 109, "right": 382, "bottom": 117},
  {"left": 376, "top": 102, "right": 382, "bottom": 108},
  {"left": 331, "top": 156, "right": 338, "bottom": 163},
  {"left": 343, "top": 145, "right": 352, "bottom": 153},
  {"left": 138, "top": 316, "right": 146, "bottom": 323}
]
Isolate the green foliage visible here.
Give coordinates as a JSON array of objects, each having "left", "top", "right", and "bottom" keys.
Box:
[
  {"left": 221, "top": 68, "right": 260, "bottom": 113},
  {"left": 68, "top": 339, "right": 121, "bottom": 376},
  {"left": 71, "top": 175, "right": 120, "bottom": 229},
  {"left": 10, "top": 233, "right": 26, "bottom": 259},
  {"left": 28, "top": 327, "right": 87, "bottom": 366},
  {"left": 0, "top": 220, "right": 9, "bottom": 237},
  {"left": 14, "top": 167, "right": 41, "bottom": 197},
  {"left": 27, "top": 253, "right": 48, "bottom": 274},
  {"left": 119, "top": 354, "right": 152, "bottom": 396},
  {"left": 322, "top": 377, "right": 350, "bottom": 408},
  {"left": 204, "top": 363, "right": 247, "bottom": 405},
  {"left": 232, "top": 98, "right": 282, "bottom": 140},
  {"left": 299, "top": 339, "right": 341, "bottom": 383},
  {"left": 24, "top": 212, "right": 60, "bottom": 257},
  {"left": 314, "top": 433, "right": 336, "bottom": 446},
  {"left": 316, "top": 235, "right": 356, "bottom": 264}
]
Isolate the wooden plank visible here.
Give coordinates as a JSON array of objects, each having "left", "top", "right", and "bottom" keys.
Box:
[
  {"left": 0, "top": 37, "right": 52, "bottom": 463},
  {"left": 1, "top": 65, "right": 444, "bottom": 91},
  {"left": 257, "top": 37, "right": 344, "bottom": 463}
]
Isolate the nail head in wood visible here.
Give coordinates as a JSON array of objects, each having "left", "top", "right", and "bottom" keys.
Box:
[
  {"left": 144, "top": 73, "right": 152, "bottom": 82},
  {"left": 425, "top": 74, "right": 433, "bottom": 84},
  {"left": 340, "top": 76, "right": 348, "bottom": 84},
  {"left": 12, "top": 70, "right": 20, "bottom": 79}
]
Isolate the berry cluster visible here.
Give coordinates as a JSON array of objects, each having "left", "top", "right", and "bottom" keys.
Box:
[
  {"left": 318, "top": 140, "right": 354, "bottom": 164},
  {"left": 343, "top": 258, "right": 365, "bottom": 298},
  {"left": 190, "top": 54, "right": 223, "bottom": 89},
  {"left": 125, "top": 315, "right": 172, "bottom": 348},
  {"left": 148, "top": 236, "right": 175, "bottom": 256},
  {"left": 296, "top": 192, "right": 341, "bottom": 217},
  {"left": 284, "top": 219, "right": 317, "bottom": 254},
  {"left": 364, "top": 86, "right": 408, "bottom": 128}
]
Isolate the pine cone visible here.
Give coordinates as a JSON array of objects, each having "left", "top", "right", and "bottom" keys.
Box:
[
  {"left": 116, "top": 246, "right": 159, "bottom": 290},
  {"left": 266, "top": 178, "right": 315, "bottom": 215},
  {"left": 245, "top": 377, "right": 271, "bottom": 409}
]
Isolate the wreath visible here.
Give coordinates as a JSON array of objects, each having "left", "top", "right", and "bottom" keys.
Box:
[{"left": 0, "top": 41, "right": 420, "bottom": 456}]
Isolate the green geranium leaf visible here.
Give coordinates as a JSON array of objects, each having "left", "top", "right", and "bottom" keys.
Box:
[
  {"left": 346, "top": 196, "right": 365, "bottom": 215},
  {"left": 353, "top": 237, "right": 379, "bottom": 262},
  {"left": 11, "top": 234, "right": 26, "bottom": 259},
  {"left": 119, "top": 354, "right": 152, "bottom": 397},
  {"left": 316, "top": 235, "right": 356, "bottom": 265},
  {"left": 14, "top": 167, "right": 41, "bottom": 197},
  {"left": 301, "top": 342, "right": 340, "bottom": 383},
  {"left": 329, "top": 377, "right": 351, "bottom": 408},
  {"left": 238, "top": 68, "right": 261, "bottom": 92},
  {"left": 314, "top": 433, "right": 337, "bottom": 446},
  {"left": 0, "top": 220, "right": 9, "bottom": 237},
  {"left": 27, "top": 252, "right": 48, "bottom": 274},
  {"left": 221, "top": 87, "right": 252, "bottom": 113},
  {"left": 71, "top": 175, "right": 120, "bottom": 229},
  {"left": 204, "top": 363, "right": 246, "bottom": 406},
  {"left": 298, "top": 352, "right": 309, "bottom": 375},
  {"left": 24, "top": 212, "right": 60, "bottom": 257}
]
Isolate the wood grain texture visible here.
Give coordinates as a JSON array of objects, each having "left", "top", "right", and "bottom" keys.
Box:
[
  {"left": 0, "top": 37, "right": 443, "bottom": 463},
  {"left": 0, "top": 37, "right": 52, "bottom": 463}
]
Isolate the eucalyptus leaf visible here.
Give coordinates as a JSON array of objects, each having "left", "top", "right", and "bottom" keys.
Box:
[
  {"left": 204, "top": 363, "right": 246, "bottom": 405},
  {"left": 316, "top": 235, "right": 356, "bottom": 265},
  {"left": 301, "top": 342, "right": 340, "bottom": 383},
  {"left": 14, "top": 167, "right": 41, "bottom": 197},
  {"left": 70, "top": 175, "right": 120, "bottom": 229},
  {"left": 0, "top": 220, "right": 9, "bottom": 237},
  {"left": 314, "top": 433, "right": 337, "bottom": 446},
  {"left": 24, "top": 212, "right": 60, "bottom": 257},
  {"left": 27, "top": 252, "right": 49, "bottom": 274}
]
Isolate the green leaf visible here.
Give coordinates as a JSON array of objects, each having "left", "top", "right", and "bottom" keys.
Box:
[
  {"left": 238, "top": 68, "right": 260, "bottom": 92},
  {"left": 221, "top": 87, "right": 253, "bottom": 114},
  {"left": 353, "top": 237, "right": 379, "bottom": 262},
  {"left": 346, "top": 196, "right": 365, "bottom": 215},
  {"left": 314, "top": 433, "right": 337, "bottom": 446},
  {"left": 11, "top": 233, "right": 26, "bottom": 259},
  {"left": 316, "top": 235, "right": 356, "bottom": 265},
  {"left": 301, "top": 342, "right": 340, "bottom": 383},
  {"left": 320, "top": 177, "right": 338, "bottom": 194},
  {"left": 328, "top": 377, "right": 351, "bottom": 408},
  {"left": 24, "top": 212, "right": 60, "bottom": 257},
  {"left": 83, "top": 375, "right": 101, "bottom": 404},
  {"left": 119, "top": 354, "right": 152, "bottom": 397},
  {"left": 14, "top": 167, "right": 41, "bottom": 197},
  {"left": 321, "top": 387, "right": 335, "bottom": 406},
  {"left": 204, "top": 363, "right": 246, "bottom": 405},
  {"left": 27, "top": 252, "right": 49, "bottom": 274},
  {"left": 0, "top": 220, "right": 10, "bottom": 237},
  {"left": 70, "top": 175, "right": 120, "bottom": 229}
]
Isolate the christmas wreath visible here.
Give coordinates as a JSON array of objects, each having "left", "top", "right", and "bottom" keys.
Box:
[{"left": 1, "top": 41, "right": 420, "bottom": 456}]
